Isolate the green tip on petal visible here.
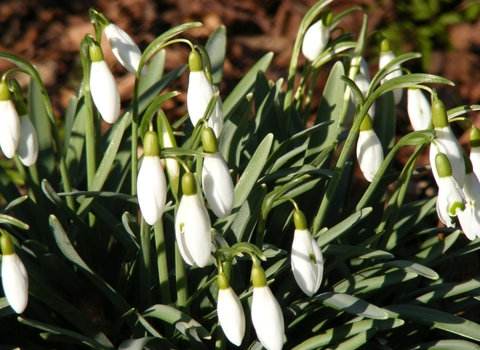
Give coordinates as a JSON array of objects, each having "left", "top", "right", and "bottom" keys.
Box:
[
  {"left": 0, "top": 81, "right": 10, "bottom": 101},
  {"left": 217, "top": 272, "right": 230, "bottom": 290},
  {"left": 380, "top": 37, "right": 390, "bottom": 53},
  {"left": 359, "top": 114, "right": 373, "bottom": 132},
  {"left": 322, "top": 9, "right": 333, "bottom": 27},
  {"left": 89, "top": 42, "right": 104, "bottom": 62},
  {"left": 293, "top": 210, "right": 308, "bottom": 230},
  {"left": 0, "top": 232, "right": 15, "bottom": 256},
  {"left": 449, "top": 201, "right": 465, "bottom": 216},
  {"left": 435, "top": 152, "right": 453, "bottom": 178},
  {"left": 470, "top": 126, "right": 480, "bottom": 148},
  {"left": 251, "top": 264, "right": 267, "bottom": 288},
  {"left": 201, "top": 127, "right": 218, "bottom": 153},
  {"left": 463, "top": 153, "right": 473, "bottom": 174},
  {"left": 182, "top": 172, "right": 197, "bottom": 196},
  {"left": 189, "top": 50, "right": 203, "bottom": 72},
  {"left": 143, "top": 131, "right": 160, "bottom": 157},
  {"left": 431, "top": 97, "right": 448, "bottom": 128}
]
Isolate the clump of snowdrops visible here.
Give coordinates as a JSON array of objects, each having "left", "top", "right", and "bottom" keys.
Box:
[{"left": 1, "top": 0, "right": 480, "bottom": 349}]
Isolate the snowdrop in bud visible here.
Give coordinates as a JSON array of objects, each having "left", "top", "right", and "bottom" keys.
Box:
[
  {"left": 457, "top": 156, "right": 480, "bottom": 240},
  {"left": 1, "top": 232, "right": 28, "bottom": 314},
  {"left": 137, "top": 131, "right": 167, "bottom": 225},
  {"left": 429, "top": 97, "right": 465, "bottom": 187},
  {"left": 0, "top": 81, "right": 20, "bottom": 159},
  {"left": 89, "top": 42, "right": 121, "bottom": 124},
  {"left": 14, "top": 95, "right": 38, "bottom": 166},
  {"left": 201, "top": 127, "right": 234, "bottom": 218},
  {"left": 379, "top": 38, "right": 402, "bottom": 105},
  {"left": 356, "top": 115, "right": 384, "bottom": 182},
  {"left": 217, "top": 272, "right": 245, "bottom": 346},
  {"left": 251, "top": 263, "right": 284, "bottom": 350},
  {"left": 291, "top": 210, "right": 323, "bottom": 296},
  {"left": 302, "top": 9, "right": 333, "bottom": 62},
  {"left": 175, "top": 172, "right": 212, "bottom": 267},
  {"left": 187, "top": 50, "right": 223, "bottom": 136},
  {"left": 469, "top": 126, "right": 480, "bottom": 178},
  {"left": 433, "top": 153, "right": 465, "bottom": 228},
  {"left": 104, "top": 23, "right": 147, "bottom": 76},
  {"left": 407, "top": 88, "right": 431, "bottom": 131}
]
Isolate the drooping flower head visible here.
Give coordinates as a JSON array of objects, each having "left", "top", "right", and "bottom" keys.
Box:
[
  {"left": 457, "top": 155, "right": 480, "bottom": 240},
  {"left": 89, "top": 41, "right": 121, "bottom": 124},
  {"left": 469, "top": 125, "right": 480, "bottom": 178},
  {"left": 433, "top": 152, "right": 465, "bottom": 228},
  {"left": 379, "top": 38, "right": 403, "bottom": 105},
  {"left": 187, "top": 50, "right": 223, "bottom": 136},
  {"left": 407, "top": 88, "right": 431, "bottom": 131},
  {"left": 1, "top": 232, "right": 28, "bottom": 314},
  {"left": 201, "top": 126, "right": 234, "bottom": 218},
  {"left": 12, "top": 94, "right": 38, "bottom": 167},
  {"left": 217, "top": 272, "right": 245, "bottom": 346},
  {"left": 251, "top": 262, "right": 285, "bottom": 350},
  {"left": 429, "top": 97, "right": 465, "bottom": 187},
  {"left": 0, "top": 81, "right": 20, "bottom": 159},
  {"left": 356, "top": 114, "right": 384, "bottom": 182},
  {"left": 302, "top": 9, "right": 333, "bottom": 62},
  {"left": 175, "top": 172, "right": 212, "bottom": 267},
  {"left": 291, "top": 210, "right": 323, "bottom": 296},
  {"left": 137, "top": 130, "right": 167, "bottom": 226}
]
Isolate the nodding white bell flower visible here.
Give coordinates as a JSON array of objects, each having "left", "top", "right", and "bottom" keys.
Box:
[
  {"left": 1, "top": 233, "right": 28, "bottom": 314},
  {"left": 407, "top": 88, "right": 431, "bottom": 131},
  {"left": 175, "top": 172, "right": 212, "bottom": 267},
  {"left": 187, "top": 50, "right": 223, "bottom": 137},
  {"left": 302, "top": 9, "right": 333, "bottom": 62},
  {"left": 104, "top": 23, "right": 147, "bottom": 77},
  {"left": 469, "top": 126, "right": 480, "bottom": 178},
  {"left": 356, "top": 115, "right": 384, "bottom": 182},
  {"left": 0, "top": 82, "right": 20, "bottom": 159},
  {"left": 17, "top": 114, "right": 39, "bottom": 167},
  {"left": 352, "top": 72, "right": 375, "bottom": 120},
  {"left": 137, "top": 131, "right": 167, "bottom": 226},
  {"left": 251, "top": 263, "right": 284, "bottom": 350},
  {"left": 457, "top": 156, "right": 480, "bottom": 240},
  {"left": 291, "top": 210, "right": 323, "bottom": 297},
  {"left": 429, "top": 98, "right": 465, "bottom": 187},
  {"left": 433, "top": 152, "right": 465, "bottom": 228},
  {"left": 89, "top": 42, "right": 121, "bottom": 124},
  {"left": 201, "top": 127, "right": 234, "bottom": 218},
  {"left": 379, "top": 38, "right": 403, "bottom": 105},
  {"left": 217, "top": 272, "right": 245, "bottom": 346}
]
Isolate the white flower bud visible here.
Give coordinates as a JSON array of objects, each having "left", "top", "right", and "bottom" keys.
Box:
[
  {"left": 202, "top": 152, "right": 234, "bottom": 218},
  {"left": 17, "top": 115, "right": 39, "bottom": 166},
  {"left": 90, "top": 60, "right": 121, "bottom": 124}
]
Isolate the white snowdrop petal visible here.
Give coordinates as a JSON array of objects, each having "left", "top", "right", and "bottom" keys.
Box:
[
  {"left": 436, "top": 176, "right": 465, "bottom": 228},
  {"left": 217, "top": 287, "right": 245, "bottom": 346},
  {"left": 2, "top": 253, "right": 28, "bottom": 313},
  {"left": 90, "top": 60, "right": 121, "bottom": 124},
  {"left": 202, "top": 152, "right": 234, "bottom": 218},
  {"left": 17, "top": 115, "right": 39, "bottom": 166},
  {"left": 356, "top": 129, "right": 384, "bottom": 182},
  {"left": 379, "top": 50, "right": 403, "bottom": 104},
  {"left": 0, "top": 100, "right": 20, "bottom": 159},
  {"left": 470, "top": 147, "right": 480, "bottom": 181},
  {"left": 137, "top": 156, "right": 167, "bottom": 225},
  {"left": 302, "top": 19, "right": 330, "bottom": 61}
]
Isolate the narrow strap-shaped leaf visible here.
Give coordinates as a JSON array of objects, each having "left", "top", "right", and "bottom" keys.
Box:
[
  {"left": 315, "top": 292, "right": 388, "bottom": 319},
  {"left": 206, "top": 25, "right": 226, "bottom": 88}
]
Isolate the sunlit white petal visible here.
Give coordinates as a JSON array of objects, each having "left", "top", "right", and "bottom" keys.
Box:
[
  {"left": 137, "top": 156, "right": 167, "bottom": 225},
  {"left": 379, "top": 50, "right": 402, "bottom": 104},
  {"left": 218, "top": 287, "right": 245, "bottom": 346},
  {"left": 435, "top": 176, "right": 465, "bottom": 228},
  {"left": 0, "top": 100, "right": 20, "bottom": 159},
  {"left": 407, "top": 88, "right": 431, "bottom": 131},
  {"left": 1, "top": 253, "right": 28, "bottom": 313},
  {"left": 302, "top": 19, "right": 330, "bottom": 61},
  {"left": 175, "top": 194, "right": 212, "bottom": 267},
  {"left": 457, "top": 172, "right": 480, "bottom": 240},
  {"left": 470, "top": 147, "right": 480, "bottom": 179},
  {"left": 356, "top": 129, "right": 384, "bottom": 182},
  {"left": 90, "top": 60, "right": 121, "bottom": 124},
  {"left": 17, "top": 115, "right": 38, "bottom": 166},
  {"left": 202, "top": 152, "right": 234, "bottom": 218}
]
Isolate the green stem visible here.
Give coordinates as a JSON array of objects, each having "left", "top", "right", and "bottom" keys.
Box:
[
  {"left": 139, "top": 219, "right": 152, "bottom": 310},
  {"left": 175, "top": 242, "right": 189, "bottom": 313},
  {"left": 154, "top": 220, "right": 171, "bottom": 305}
]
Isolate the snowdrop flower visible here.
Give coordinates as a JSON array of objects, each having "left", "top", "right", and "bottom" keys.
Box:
[
  {"left": 291, "top": 210, "right": 323, "bottom": 296},
  {"left": 201, "top": 127, "right": 234, "bottom": 218},
  {"left": 469, "top": 126, "right": 480, "bottom": 178},
  {"left": 251, "top": 263, "right": 284, "bottom": 350},
  {"left": 159, "top": 117, "right": 180, "bottom": 197},
  {"left": 89, "top": 42, "right": 121, "bottom": 124},
  {"left": 1, "top": 232, "right": 28, "bottom": 314},
  {"left": 457, "top": 156, "right": 480, "bottom": 240},
  {"left": 429, "top": 97, "right": 465, "bottom": 187},
  {"left": 356, "top": 115, "right": 384, "bottom": 182},
  {"left": 187, "top": 50, "right": 223, "bottom": 137},
  {"left": 352, "top": 71, "right": 375, "bottom": 120},
  {"left": 433, "top": 152, "right": 465, "bottom": 228},
  {"left": 217, "top": 272, "right": 245, "bottom": 346},
  {"left": 379, "top": 38, "right": 402, "bottom": 105},
  {"left": 0, "top": 81, "right": 20, "bottom": 159},
  {"left": 302, "top": 9, "right": 332, "bottom": 62},
  {"left": 13, "top": 96, "right": 38, "bottom": 166},
  {"left": 175, "top": 172, "right": 212, "bottom": 267},
  {"left": 103, "top": 22, "right": 147, "bottom": 76},
  {"left": 407, "top": 88, "right": 431, "bottom": 131},
  {"left": 137, "top": 130, "right": 167, "bottom": 225}
]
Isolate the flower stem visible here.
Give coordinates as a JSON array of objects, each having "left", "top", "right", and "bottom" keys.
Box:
[{"left": 154, "top": 220, "right": 171, "bottom": 304}]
